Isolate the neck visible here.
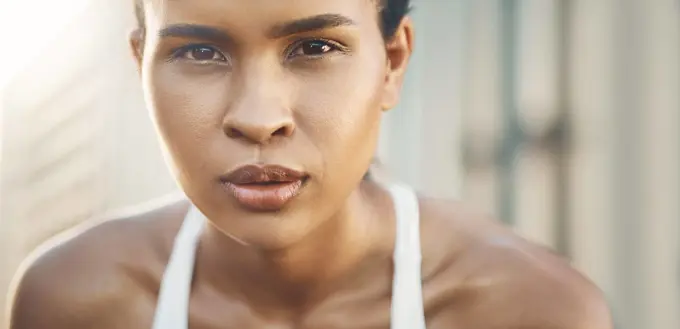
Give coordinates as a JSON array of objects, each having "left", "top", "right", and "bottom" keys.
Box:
[{"left": 199, "top": 180, "right": 395, "bottom": 306}]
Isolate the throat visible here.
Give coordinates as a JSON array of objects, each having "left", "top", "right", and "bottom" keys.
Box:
[{"left": 262, "top": 208, "right": 374, "bottom": 287}]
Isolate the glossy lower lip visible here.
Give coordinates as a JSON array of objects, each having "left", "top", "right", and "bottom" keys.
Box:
[{"left": 222, "top": 179, "right": 306, "bottom": 211}]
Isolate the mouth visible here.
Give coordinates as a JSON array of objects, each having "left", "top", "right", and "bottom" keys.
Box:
[{"left": 219, "top": 165, "right": 309, "bottom": 212}]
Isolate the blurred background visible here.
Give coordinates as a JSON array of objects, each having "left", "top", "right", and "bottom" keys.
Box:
[{"left": 0, "top": 0, "right": 678, "bottom": 328}]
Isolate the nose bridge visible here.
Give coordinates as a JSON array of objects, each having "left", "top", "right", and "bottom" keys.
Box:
[{"left": 223, "top": 62, "right": 294, "bottom": 143}]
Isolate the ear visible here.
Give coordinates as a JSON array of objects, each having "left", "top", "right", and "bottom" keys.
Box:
[
  {"left": 129, "top": 29, "right": 144, "bottom": 75},
  {"left": 380, "top": 17, "right": 414, "bottom": 111}
]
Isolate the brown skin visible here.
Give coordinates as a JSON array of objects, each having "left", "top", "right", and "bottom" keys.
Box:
[{"left": 7, "top": 0, "right": 613, "bottom": 328}]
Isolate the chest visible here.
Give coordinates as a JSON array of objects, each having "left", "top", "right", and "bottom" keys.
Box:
[
  {"left": 176, "top": 284, "right": 452, "bottom": 329},
  {"left": 186, "top": 290, "right": 392, "bottom": 329},
  {"left": 125, "top": 268, "right": 456, "bottom": 329}
]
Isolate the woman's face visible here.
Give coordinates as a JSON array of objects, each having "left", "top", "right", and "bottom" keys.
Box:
[{"left": 131, "top": 0, "right": 412, "bottom": 248}]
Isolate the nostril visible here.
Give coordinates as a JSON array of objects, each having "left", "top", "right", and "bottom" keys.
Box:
[
  {"left": 272, "top": 126, "right": 289, "bottom": 137},
  {"left": 223, "top": 122, "right": 294, "bottom": 142},
  {"left": 226, "top": 127, "right": 243, "bottom": 138}
]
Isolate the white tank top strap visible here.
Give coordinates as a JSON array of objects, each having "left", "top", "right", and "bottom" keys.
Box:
[
  {"left": 151, "top": 206, "right": 204, "bottom": 329},
  {"left": 384, "top": 182, "right": 427, "bottom": 329}
]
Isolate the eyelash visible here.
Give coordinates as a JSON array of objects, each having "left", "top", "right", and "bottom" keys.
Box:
[{"left": 169, "top": 38, "right": 347, "bottom": 65}]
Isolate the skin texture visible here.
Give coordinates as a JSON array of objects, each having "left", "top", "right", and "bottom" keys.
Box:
[{"left": 7, "top": 0, "right": 613, "bottom": 328}]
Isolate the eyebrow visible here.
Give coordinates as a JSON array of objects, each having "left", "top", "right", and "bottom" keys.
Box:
[
  {"left": 266, "top": 14, "right": 357, "bottom": 39},
  {"left": 158, "top": 24, "right": 233, "bottom": 43},
  {"left": 157, "top": 13, "right": 356, "bottom": 42}
]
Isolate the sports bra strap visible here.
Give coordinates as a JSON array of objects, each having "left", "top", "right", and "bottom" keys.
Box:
[
  {"left": 151, "top": 207, "right": 204, "bottom": 329},
  {"left": 386, "top": 182, "right": 427, "bottom": 329}
]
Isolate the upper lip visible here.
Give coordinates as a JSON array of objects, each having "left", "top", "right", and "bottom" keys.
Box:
[{"left": 220, "top": 164, "right": 307, "bottom": 185}]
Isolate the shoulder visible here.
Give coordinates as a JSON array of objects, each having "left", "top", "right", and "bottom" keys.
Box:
[
  {"left": 418, "top": 197, "right": 613, "bottom": 329},
  {"left": 6, "top": 194, "right": 190, "bottom": 329}
]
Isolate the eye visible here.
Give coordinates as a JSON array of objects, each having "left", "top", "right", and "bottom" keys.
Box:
[
  {"left": 288, "top": 39, "right": 342, "bottom": 58},
  {"left": 173, "top": 45, "right": 227, "bottom": 63}
]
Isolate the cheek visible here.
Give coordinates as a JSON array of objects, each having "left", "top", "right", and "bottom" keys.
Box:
[
  {"left": 144, "top": 65, "right": 229, "bottom": 148},
  {"left": 296, "top": 56, "right": 385, "bottom": 143},
  {"left": 293, "top": 55, "right": 386, "bottom": 174}
]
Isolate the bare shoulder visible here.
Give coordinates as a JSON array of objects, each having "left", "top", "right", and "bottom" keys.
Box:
[
  {"left": 418, "top": 197, "right": 613, "bottom": 329},
  {"left": 6, "top": 194, "right": 190, "bottom": 329}
]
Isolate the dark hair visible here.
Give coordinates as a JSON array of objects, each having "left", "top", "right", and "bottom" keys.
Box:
[
  {"left": 134, "top": 0, "right": 411, "bottom": 40},
  {"left": 378, "top": 0, "right": 412, "bottom": 39}
]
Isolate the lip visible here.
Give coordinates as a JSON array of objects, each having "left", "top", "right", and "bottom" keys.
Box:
[{"left": 219, "top": 164, "right": 309, "bottom": 211}]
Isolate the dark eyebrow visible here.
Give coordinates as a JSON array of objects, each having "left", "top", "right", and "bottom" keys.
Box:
[
  {"left": 158, "top": 24, "right": 233, "bottom": 43},
  {"left": 266, "top": 14, "right": 356, "bottom": 39},
  {"left": 156, "top": 14, "right": 355, "bottom": 42}
]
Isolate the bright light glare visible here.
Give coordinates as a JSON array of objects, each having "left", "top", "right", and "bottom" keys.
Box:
[{"left": 0, "top": 0, "right": 91, "bottom": 91}]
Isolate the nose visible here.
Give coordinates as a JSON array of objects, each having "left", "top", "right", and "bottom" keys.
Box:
[
  {"left": 223, "top": 112, "right": 295, "bottom": 144},
  {"left": 222, "top": 79, "right": 295, "bottom": 145}
]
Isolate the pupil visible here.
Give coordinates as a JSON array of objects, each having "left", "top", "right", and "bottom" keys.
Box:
[{"left": 192, "top": 47, "right": 215, "bottom": 60}]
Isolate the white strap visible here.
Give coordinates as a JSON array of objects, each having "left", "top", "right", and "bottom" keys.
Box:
[
  {"left": 151, "top": 207, "right": 204, "bottom": 329},
  {"left": 386, "top": 183, "right": 427, "bottom": 329}
]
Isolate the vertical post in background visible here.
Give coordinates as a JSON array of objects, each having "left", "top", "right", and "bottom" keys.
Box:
[
  {"left": 417, "top": 0, "right": 468, "bottom": 199},
  {"left": 460, "top": 0, "right": 504, "bottom": 214},
  {"left": 515, "top": 0, "right": 565, "bottom": 248},
  {"left": 554, "top": 0, "right": 572, "bottom": 256},
  {"left": 612, "top": 0, "right": 644, "bottom": 327},
  {"left": 498, "top": 0, "right": 520, "bottom": 225},
  {"left": 567, "top": 0, "right": 619, "bottom": 310}
]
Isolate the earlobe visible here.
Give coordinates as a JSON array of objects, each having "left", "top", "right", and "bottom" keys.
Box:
[{"left": 381, "top": 17, "right": 415, "bottom": 112}]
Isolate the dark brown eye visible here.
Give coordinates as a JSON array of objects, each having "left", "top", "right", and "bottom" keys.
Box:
[
  {"left": 175, "top": 45, "right": 226, "bottom": 62},
  {"left": 302, "top": 41, "right": 332, "bottom": 55},
  {"left": 290, "top": 40, "right": 338, "bottom": 58},
  {"left": 190, "top": 47, "right": 218, "bottom": 60}
]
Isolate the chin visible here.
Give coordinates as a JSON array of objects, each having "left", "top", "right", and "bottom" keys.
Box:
[{"left": 211, "top": 209, "right": 319, "bottom": 251}]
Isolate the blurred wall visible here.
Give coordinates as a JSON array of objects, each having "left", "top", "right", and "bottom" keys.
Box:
[
  {"left": 0, "top": 0, "right": 178, "bottom": 323},
  {"left": 389, "top": 1, "right": 679, "bottom": 328},
  {"left": 460, "top": 2, "right": 679, "bottom": 329},
  {"left": 1, "top": 1, "right": 679, "bottom": 329}
]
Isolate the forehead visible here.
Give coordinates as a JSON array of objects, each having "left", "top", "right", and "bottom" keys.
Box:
[{"left": 144, "top": 0, "right": 379, "bottom": 31}]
